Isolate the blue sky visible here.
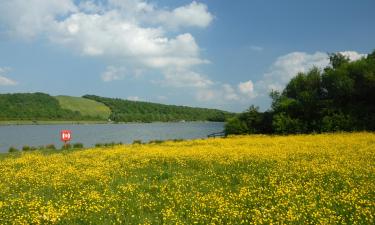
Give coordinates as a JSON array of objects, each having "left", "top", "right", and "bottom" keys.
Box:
[{"left": 0, "top": 0, "right": 374, "bottom": 112}]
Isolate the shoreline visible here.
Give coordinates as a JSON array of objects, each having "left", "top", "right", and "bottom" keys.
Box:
[{"left": 0, "top": 120, "right": 223, "bottom": 126}]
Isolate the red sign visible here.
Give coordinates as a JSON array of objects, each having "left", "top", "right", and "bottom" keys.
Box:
[{"left": 60, "top": 130, "right": 72, "bottom": 142}]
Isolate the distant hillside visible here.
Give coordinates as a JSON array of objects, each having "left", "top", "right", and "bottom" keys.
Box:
[
  {"left": 0, "top": 93, "right": 233, "bottom": 122},
  {"left": 83, "top": 95, "right": 234, "bottom": 122},
  {"left": 55, "top": 96, "right": 111, "bottom": 120},
  {"left": 0, "top": 93, "right": 84, "bottom": 121}
]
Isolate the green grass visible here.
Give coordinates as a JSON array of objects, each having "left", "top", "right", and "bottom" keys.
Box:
[
  {"left": 55, "top": 96, "right": 111, "bottom": 119},
  {"left": 0, "top": 120, "right": 109, "bottom": 125}
]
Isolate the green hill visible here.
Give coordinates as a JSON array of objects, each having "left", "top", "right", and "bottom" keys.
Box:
[
  {"left": 83, "top": 95, "right": 234, "bottom": 122},
  {"left": 0, "top": 93, "right": 82, "bottom": 121},
  {"left": 0, "top": 93, "right": 233, "bottom": 123},
  {"left": 55, "top": 96, "right": 111, "bottom": 120}
]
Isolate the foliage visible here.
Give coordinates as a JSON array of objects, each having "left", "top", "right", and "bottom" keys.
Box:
[
  {"left": 132, "top": 140, "right": 143, "bottom": 145},
  {"left": 0, "top": 133, "right": 373, "bottom": 223},
  {"left": 225, "top": 105, "right": 273, "bottom": 135},
  {"left": 83, "top": 95, "right": 234, "bottom": 123},
  {"left": 227, "top": 50, "right": 375, "bottom": 134},
  {"left": 0, "top": 93, "right": 87, "bottom": 121},
  {"left": 45, "top": 144, "right": 56, "bottom": 150},
  {"left": 8, "top": 146, "right": 19, "bottom": 153},
  {"left": 73, "top": 143, "right": 84, "bottom": 149}
]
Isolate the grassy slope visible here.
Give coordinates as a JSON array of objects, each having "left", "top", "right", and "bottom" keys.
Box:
[
  {"left": 0, "top": 133, "right": 374, "bottom": 224},
  {"left": 55, "top": 95, "right": 111, "bottom": 120}
]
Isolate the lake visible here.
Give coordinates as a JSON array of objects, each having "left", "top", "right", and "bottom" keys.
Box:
[{"left": 0, "top": 122, "right": 224, "bottom": 153}]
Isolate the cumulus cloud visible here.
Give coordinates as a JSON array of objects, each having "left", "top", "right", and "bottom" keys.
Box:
[
  {"left": 238, "top": 80, "right": 255, "bottom": 97},
  {"left": 0, "top": 0, "right": 212, "bottom": 87},
  {"left": 339, "top": 51, "right": 366, "bottom": 61},
  {"left": 196, "top": 89, "right": 215, "bottom": 102},
  {"left": 254, "top": 52, "right": 330, "bottom": 94},
  {"left": 154, "top": 1, "right": 213, "bottom": 29},
  {"left": 162, "top": 70, "right": 213, "bottom": 88},
  {"left": 0, "top": 67, "right": 17, "bottom": 86},
  {"left": 101, "top": 66, "right": 126, "bottom": 82}
]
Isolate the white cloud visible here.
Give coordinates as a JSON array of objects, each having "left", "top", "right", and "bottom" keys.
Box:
[
  {"left": 101, "top": 66, "right": 126, "bottom": 82},
  {"left": 0, "top": 67, "right": 17, "bottom": 86},
  {"left": 339, "top": 51, "right": 366, "bottom": 61},
  {"left": 222, "top": 84, "right": 240, "bottom": 101},
  {"left": 254, "top": 52, "right": 330, "bottom": 94},
  {"left": 238, "top": 80, "right": 255, "bottom": 97},
  {"left": 154, "top": 1, "right": 213, "bottom": 29},
  {"left": 0, "top": 0, "right": 77, "bottom": 39},
  {"left": 196, "top": 89, "right": 215, "bottom": 102},
  {"left": 127, "top": 96, "right": 142, "bottom": 101},
  {"left": 0, "top": 0, "right": 212, "bottom": 88},
  {"left": 163, "top": 70, "right": 213, "bottom": 88}
]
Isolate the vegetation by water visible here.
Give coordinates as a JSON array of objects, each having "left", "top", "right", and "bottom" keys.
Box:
[
  {"left": 83, "top": 95, "right": 233, "bottom": 123},
  {"left": 0, "top": 133, "right": 373, "bottom": 224},
  {"left": 0, "top": 93, "right": 232, "bottom": 123},
  {"left": 55, "top": 96, "right": 111, "bottom": 120},
  {"left": 226, "top": 50, "right": 375, "bottom": 135}
]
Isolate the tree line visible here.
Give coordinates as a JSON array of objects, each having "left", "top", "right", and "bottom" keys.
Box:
[
  {"left": 0, "top": 93, "right": 87, "bottom": 121},
  {"left": 83, "top": 95, "right": 233, "bottom": 122},
  {"left": 225, "top": 50, "right": 375, "bottom": 135}
]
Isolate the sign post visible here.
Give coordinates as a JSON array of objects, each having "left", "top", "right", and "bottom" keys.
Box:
[{"left": 60, "top": 130, "right": 72, "bottom": 148}]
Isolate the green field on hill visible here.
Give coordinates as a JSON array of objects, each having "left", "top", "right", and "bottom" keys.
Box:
[{"left": 55, "top": 96, "right": 111, "bottom": 120}]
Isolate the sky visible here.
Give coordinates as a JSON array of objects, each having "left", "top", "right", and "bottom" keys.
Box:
[{"left": 0, "top": 0, "right": 374, "bottom": 112}]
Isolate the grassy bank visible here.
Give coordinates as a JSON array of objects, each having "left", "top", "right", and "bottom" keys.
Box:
[
  {"left": 0, "top": 133, "right": 374, "bottom": 224},
  {"left": 0, "top": 120, "right": 109, "bottom": 126}
]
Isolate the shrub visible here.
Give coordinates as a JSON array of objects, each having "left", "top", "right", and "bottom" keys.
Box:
[
  {"left": 8, "top": 146, "right": 19, "bottom": 153},
  {"left": 45, "top": 144, "right": 56, "bottom": 150},
  {"left": 73, "top": 143, "right": 84, "bottom": 149},
  {"left": 148, "top": 140, "right": 164, "bottom": 144},
  {"left": 224, "top": 117, "right": 248, "bottom": 135},
  {"left": 30, "top": 146, "right": 37, "bottom": 151},
  {"left": 95, "top": 143, "right": 104, "bottom": 148},
  {"left": 133, "top": 140, "right": 142, "bottom": 145},
  {"left": 22, "top": 145, "right": 31, "bottom": 151}
]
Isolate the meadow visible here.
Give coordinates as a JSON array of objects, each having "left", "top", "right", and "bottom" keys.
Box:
[{"left": 0, "top": 133, "right": 374, "bottom": 224}]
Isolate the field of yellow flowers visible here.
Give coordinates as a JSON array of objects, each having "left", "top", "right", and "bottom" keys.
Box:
[{"left": 0, "top": 133, "right": 374, "bottom": 224}]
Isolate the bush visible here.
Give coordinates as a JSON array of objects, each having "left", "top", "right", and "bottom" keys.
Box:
[
  {"left": 133, "top": 140, "right": 142, "bottom": 145},
  {"left": 95, "top": 143, "right": 104, "bottom": 147},
  {"left": 148, "top": 140, "right": 164, "bottom": 144},
  {"left": 45, "top": 144, "right": 56, "bottom": 150},
  {"left": 22, "top": 145, "right": 31, "bottom": 151},
  {"left": 73, "top": 143, "right": 84, "bottom": 149},
  {"left": 273, "top": 113, "right": 304, "bottom": 134},
  {"left": 8, "top": 146, "right": 19, "bottom": 153},
  {"left": 30, "top": 146, "right": 37, "bottom": 151},
  {"left": 225, "top": 117, "right": 248, "bottom": 135}
]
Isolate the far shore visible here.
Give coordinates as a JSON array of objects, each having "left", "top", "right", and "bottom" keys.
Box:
[
  {"left": 0, "top": 120, "right": 220, "bottom": 126},
  {"left": 0, "top": 120, "right": 109, "bottom": 126}
]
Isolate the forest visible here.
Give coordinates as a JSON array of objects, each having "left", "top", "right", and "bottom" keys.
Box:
[
  {"left": 83, "top": 95, "right": 233, "bottom": 122},
  {"left": 0, "top": 93, "right": 84, "bottom": 121},
  {"left": 225, "top": 50, "right": 375, "bottom": 134},
  {"left": 0, "top": 92, "right": 232, "bottom": 122}
]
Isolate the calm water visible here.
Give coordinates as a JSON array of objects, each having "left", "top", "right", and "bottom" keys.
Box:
[{"left": 0, "top": 122, "right": 224, "bottom": 153}]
